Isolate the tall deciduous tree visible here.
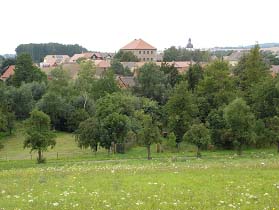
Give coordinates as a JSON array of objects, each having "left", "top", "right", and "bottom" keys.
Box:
[
  {"left": 224, "top": 98, "right": 256, "bottom": 155},
  {"left": 165, "top": 80, "right": 198, "bottom": 144},
  {"left": 135, "top": 63, "right": 169, "bottom": 104},
  {"left": 24, "top": 110, "right": 56, "bottom": 163}
]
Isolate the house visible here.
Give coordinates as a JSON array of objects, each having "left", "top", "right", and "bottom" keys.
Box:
[
  {"left": 121, "top": 61, "right": 191, "bottom": 76},
  {"left": 121, "top": 39, "right": 157, "bottom": 62},
  {"left": 40, "top": 55, "right": 70, "bottom": 67},
  {"left": 94, "top": 60, "right": 111, "bottom": 78},
  {"left": 116, "top": 76, "right": 135, "bottom": 88},
  {"left": 223, "top": 51, "right": 247, "bottom": 66},
  {"left": 69, "top": 52, "right": 95, "bottom": 63},
  {"left": 0, "top": 65, "right": 15, "bottom": 81},
  {"left": 271, "top": 65, "right": 279, "bottom": 77}
]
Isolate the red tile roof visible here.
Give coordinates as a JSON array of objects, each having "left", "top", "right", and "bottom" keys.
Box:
[
  {"left": 121, "top": 39, "right": 156, "bottom": 50},
  {"left": 0, "top": 65, "right": 15, "bottom": 80}
]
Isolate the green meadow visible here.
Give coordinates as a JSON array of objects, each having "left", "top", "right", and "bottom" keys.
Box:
[{"left": 1, "top": 130, "right": 279, "bottom": 210}]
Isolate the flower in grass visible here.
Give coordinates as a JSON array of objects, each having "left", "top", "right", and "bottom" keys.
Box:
[{"left": 53, "top": 202, "right": 59, "bottom": 206}]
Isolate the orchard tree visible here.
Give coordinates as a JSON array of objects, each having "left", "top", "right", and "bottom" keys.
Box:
[
  {"left": 24, "top": 110, "right": 56, "bottom": 163},
  {"left": 136, "top": 111, "right": 161, "bottom": 160},
  {"left": 224, "top": 98, "right": 256, "bottom": 155},
  {"left": 183, "top": 123, "right": 211, "bottom": 157},
  {"left": 100, "top": 113, "right": 130, "bottom": 153},
  {"left": 75, "top": 117, "right": 100, "bottom": 152}
]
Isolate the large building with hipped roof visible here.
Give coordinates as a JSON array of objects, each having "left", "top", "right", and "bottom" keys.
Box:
[{"left": 121, "top": 39, "right": 157, "bottom": 62}]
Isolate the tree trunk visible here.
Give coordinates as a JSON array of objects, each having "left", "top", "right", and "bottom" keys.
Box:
[
  {"left": 197, "top": 146, "right": 201, "bottom": 158},
  {"left": 156, "top": 143, "right": 161, "bottom": 153},
  {"left": 95, "top": 144, "right": 98, "bottom": 152},
  {"left": 237, "top": 144, "right": 242, "bottom": 156},
  {"left": 147, "top": 144, "right": 151, "bottom": 160},
  {"left": 38, "top": 149, "right": 42, "bottom": 162}
]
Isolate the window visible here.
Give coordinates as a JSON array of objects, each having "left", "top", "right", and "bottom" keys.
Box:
[
  {"left": 151, "top": 51, "right": 153, "bottom": 54},
  {"left": 151, "top": 58, "right": 153, "bottom": 61},
  {"left": 147, "top": 58, "right": 149, "bottom": 61},
  {"left": 143, "top": 51, "right": 145, "bottom": 54},
  {"left": 139, "top": 51, "right": 141, "bottom": 54},
  {"left": 147, "top": 51, "right": 149, "bottom": 54},
  {"left": 143, "top": 58, "right": 145, "bottom": 61}
]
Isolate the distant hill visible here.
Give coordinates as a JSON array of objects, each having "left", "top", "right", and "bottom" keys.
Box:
[{"left": 15, "top": 43, "right": 88, "bottom": 63}]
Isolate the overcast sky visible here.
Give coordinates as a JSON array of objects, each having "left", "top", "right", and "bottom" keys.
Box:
[{"left": 1, "top": 0, "right": 278, "bottom": 54}]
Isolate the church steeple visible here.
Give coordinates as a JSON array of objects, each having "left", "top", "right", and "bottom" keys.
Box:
[{"left": 186, "top": 38, "right": 193, "bottom": 49}]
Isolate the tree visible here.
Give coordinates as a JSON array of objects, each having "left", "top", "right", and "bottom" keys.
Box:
[
  {"left": 266, "top": 116, "right": 279, "bottom": 153},
  {"left": 184, "top": 123, "right": 211, "bottom": 157},
  {"left": 8, "top": 85, "right": 34, "bottom": 119},
  {"left": 114, "top": 50, "right": 139, "bottom": 62},
  {"left": 224, "top": 98, "right": 256, "bottom": 155},
  {"left": 186, "top": 64, "right": 203, "bottom": 92},
  {"left": 110, "top": 60, "right": 132, "bottom": 76},
  {"left": 136, "top": 111, "right": 161, "bottom": 160},
  {"left": 196, "top": 60, "right": 237, "bottom": 122},
  {"left": 165, "top": 80, "right": 198, "bottom": 144},
  {"left": 75, "top": 117, "right": 100, "bottom": 152},
  {"left": 12, "top": 53, "right": 47, "bottom": 87},
  {"left": 160, "top": 62, "right": 181, "bottom": 88},
  {"left": 92, "top": 70, "right": 120, "bottom": 100},
  {"left": 37, "top": 92, "right": 73, "bottom": 131},
  {"left": 135, "top": 63, "right": 169, "bottom": 104},
  {"left": 24, "top": 110, "right": 56, "bottom": 163},
  {"left": 15, "top": 43, "right": 87, "bottom": 63},
  {"left": 234, "top": 45, "right": 269, "bottom": 91},
  {"left": 48, "top": 67, "right": 72, "bottom": 96},
  {"left": 100, "top": 113, "right": 130, "bottom": 153},
  {"left": 75, "top": 60, "right": 96, "bottom": 109}
]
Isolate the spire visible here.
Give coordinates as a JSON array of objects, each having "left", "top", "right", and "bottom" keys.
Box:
[{"left": 186, "top": 38, "right": 193, "bottom": 49}]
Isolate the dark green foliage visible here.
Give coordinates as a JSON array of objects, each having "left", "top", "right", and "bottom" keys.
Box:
[
  {"left": 15, "top": 43, "right": 87, "bottom": 63},
  {"left": 101, "top": 113, "right": 130, "bottom": 149},
  {"left": 196, "top": 60, "right": 237, "bottom": 122},
  {"left": 11, "top": 53, "right": 47, "bottom": 87},
  {"left": 165, "top": 81, "right": 198, "bottom": 143},
  {"left": 135, "top": 111, "right": 161, "bottom": 159},
  {"left": 75, "top": 117, "right": 100, "bottom": 152},
  {"left": 114, "top": 50, "right": 139, "bottom": 62},
  {"left": 110, "top": 60, "right": 132, "bottom": 76},
  {"left": 37, "top": 92, "right": 73, "bottom": 131},
  {"left": 134, "top": 63, "right": 169, "bottom": 104},
  {"left": 163, "top": 46, "right": 210, "bottom": 62},
  {"left": 224, "top": 98, "right": 256, "bottom": 155},
  {"left": 183, "top": 123, "right": 211, "bottom": 157},
  {"left": 234, "top": 45, "right": 269, "bottom": 91},
  {"left": 160, "top": 62, "right": 182, "bottom": 87},
  {"left": 186, "top": 64, "right": 203, "bottom": 92},
  {"left": 24, "top": 110, "right": 56, "bottom": 163}
]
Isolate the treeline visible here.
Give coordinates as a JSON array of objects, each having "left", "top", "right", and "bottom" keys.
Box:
[
  {"left": 1, "top": 45, "right": 279, "bottom": 162},
  {"left": 163, "top": 46, "right": 211, "bottom": 62},
  {"left": 15, "top": 43, "right": 88, "bottom": 63}
]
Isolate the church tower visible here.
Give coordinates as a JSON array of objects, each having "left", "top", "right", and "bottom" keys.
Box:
[{"left": 186, "top": 38, "right": 193, "bottom": 49}]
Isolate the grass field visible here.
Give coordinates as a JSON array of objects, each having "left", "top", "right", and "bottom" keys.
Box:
[{"left": 1, "top": 127, "right": 279, "bottom": 209}]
